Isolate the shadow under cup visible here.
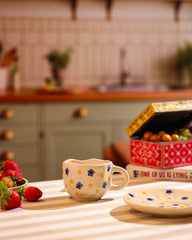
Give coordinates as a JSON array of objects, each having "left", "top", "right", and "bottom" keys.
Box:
[{"left": 63, "top": 158, "right": 129, "bottom": 201}]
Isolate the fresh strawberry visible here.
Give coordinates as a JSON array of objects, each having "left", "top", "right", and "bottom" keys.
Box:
[
  {"left": 1, "top": 176, "right": 16, "bottom": 188},
  {"left": 2, "top": 160, "right": 20, "bottom": 173},
  {"left": 23, "top": 186, "right": 42, "bottom": 202},
  {"left": 0, "top": 181, "right": 21, "bottom": 210},
  {"left": 1, "top": 170, "right": 22, "bottom": 182}
]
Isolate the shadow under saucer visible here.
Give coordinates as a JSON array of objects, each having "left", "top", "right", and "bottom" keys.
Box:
[{"left": 110, "top": 205, "right": 192, "bottom": 225}]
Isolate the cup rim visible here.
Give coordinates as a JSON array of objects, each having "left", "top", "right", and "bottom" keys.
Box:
[{"left": 64, "top": 158, "right": 112, "bottom": 166}]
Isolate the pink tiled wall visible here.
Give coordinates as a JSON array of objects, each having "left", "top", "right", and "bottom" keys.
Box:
[{"left": 0, "top": 17, "right": 192, "bottom": 88}]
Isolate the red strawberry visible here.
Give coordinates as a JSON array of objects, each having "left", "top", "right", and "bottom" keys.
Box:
[
  {"left": 1, "top": 170, "right": 22, "bottom": 182},
  {"left": 0, "top": 181, "right": 21, "bottom": 210},
  {"left": 1, "top": 176, "right": 15, "bottom": 188},
  {"left": 2, "top": 160, "right": 20, "bottom": 173},
  {"left": 23, "top": 186, "right": 42, "bottom": 202}
]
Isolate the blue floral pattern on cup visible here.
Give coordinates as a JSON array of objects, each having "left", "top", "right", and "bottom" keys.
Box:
[
  {"left": 107, "top": 165, "right": 111, "bottom": 172},
  {"left": 64, "top": 166, "right": 111, "bottom": 194},
  {"left": 65, "top": 168, "right": 69, "bottom": 176},
  {"left": 102, "top": 181, "right": 107, "bottom": 189},
  {"left": 76, "top": 182, "right": 84, "bottom": 189},
  {"left": 88, "top": 169, "right": 95, "bottom": 177}
]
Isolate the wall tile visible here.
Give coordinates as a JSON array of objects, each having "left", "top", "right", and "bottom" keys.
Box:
[
  {"left": 5, "top": 32, "right": 22, "bottom": 46},
  {"left": 0, "top": 16, "right": 192, "bottom": 89}
]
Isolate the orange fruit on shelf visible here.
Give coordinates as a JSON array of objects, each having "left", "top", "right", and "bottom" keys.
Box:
[
  {"left": 149, "top": 134, "right": 161, "bottom": 142},
  {"left": 143, "top": 131, "right": 153, "bottom": 141},
  {"left": 162, "top": 134, "right": 172, "bottom": 142},
  {"left": 171, "top": 134, "right": 180, "bottom": 141}
]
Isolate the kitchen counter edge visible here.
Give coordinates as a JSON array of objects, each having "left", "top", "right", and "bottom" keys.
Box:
[{"left": 0, "top": 89, "right": 191, "bottom": 103}]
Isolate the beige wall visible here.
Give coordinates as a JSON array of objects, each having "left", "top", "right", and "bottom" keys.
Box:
[{"left": 0, "top": 0, "right": 192, "bottom": 88}]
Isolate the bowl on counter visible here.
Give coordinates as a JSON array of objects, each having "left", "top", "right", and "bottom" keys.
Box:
[{"left": 9, "top": 178, "right": 28, "bottom": 196}]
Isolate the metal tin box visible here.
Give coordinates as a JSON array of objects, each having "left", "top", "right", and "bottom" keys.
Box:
[{"left": 126, "top": 101, "right": 192, "bottom": 169}]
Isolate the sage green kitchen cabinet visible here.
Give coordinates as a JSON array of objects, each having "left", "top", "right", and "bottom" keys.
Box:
[
  {"left": 42, "top": 101, "right": 150, "bottom": 180},
  {"left": 0, "top": 100, "right": 151, "bottom": 181},
  {"left": 44, "top": 125, "right": 111, "bottom": 180},
  {"left": 0, "top": 104, "right": 42, "bottom": 182},
  {"left": 42, "top": 103, "right": 112, "bottom": 180}
]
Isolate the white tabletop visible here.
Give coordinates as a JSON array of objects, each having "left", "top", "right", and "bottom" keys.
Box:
[{"left": 1, "top": 176, "right": 192, "bottom": 240}]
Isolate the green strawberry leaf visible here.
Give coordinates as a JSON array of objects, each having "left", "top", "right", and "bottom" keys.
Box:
[
  {"left": 0, "top": 181, "right": 12, "bottom": 208},
  {"left": 16, "top": 185, "right": 27, "bottom": 200}
]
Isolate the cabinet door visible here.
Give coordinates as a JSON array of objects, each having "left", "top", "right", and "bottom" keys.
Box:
[
  {"left": 0, "top": 103, "right": 41, "bottom": 182},
  {"left": 44, "top": 125, "right": 111, "bottom": 180}
]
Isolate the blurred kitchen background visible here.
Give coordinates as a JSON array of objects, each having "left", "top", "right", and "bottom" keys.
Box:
[
  {"left": 0, "top": 0, "right": 192, "bottom": 90},
  {"left": 1, "top": 0, "right": 192, "bottom": 182}
]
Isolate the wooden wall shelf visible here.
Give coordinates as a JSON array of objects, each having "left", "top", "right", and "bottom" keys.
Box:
[
  {"left": 174, "top": 1, "right": 183, "bottom": 22},
  {"left": 106, "top": 0, "right": 114, "bottom": 20},
  {"left": 69, "top": 0, "right": 190, "bottom": 22},
  {"left": 70, "top": 0, "right": 78, "bottom": 20}
]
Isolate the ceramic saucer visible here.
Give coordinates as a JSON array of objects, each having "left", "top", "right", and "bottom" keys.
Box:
[{"left": 124, "top": 187, "right": 192, "bottom": 217}]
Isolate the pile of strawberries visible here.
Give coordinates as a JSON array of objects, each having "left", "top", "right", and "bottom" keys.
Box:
[{"left": 0, "top": 159, "right": 42, "bottom": 210}]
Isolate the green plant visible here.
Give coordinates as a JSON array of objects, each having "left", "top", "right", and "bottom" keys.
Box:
[
  {"left": 46, "top": 48, "right": 72, "bottom": 70},
  {"left": 175, "top": 42, "right": 192, "bottom": 84},
  {"left": 46, "top": 48, "right": 73, "bottom": 86}
]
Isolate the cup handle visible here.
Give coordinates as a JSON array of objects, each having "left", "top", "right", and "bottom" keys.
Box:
[{"left": 110, "top": 166, "right": 129, "bottom": 190}]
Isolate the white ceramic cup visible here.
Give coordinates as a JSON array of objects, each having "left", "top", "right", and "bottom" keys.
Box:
[{"left": 63, "top": 158, "right": 129, "bottom": 201}]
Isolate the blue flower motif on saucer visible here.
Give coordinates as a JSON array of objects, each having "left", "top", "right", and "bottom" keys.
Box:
[
  {"left": 102, "top": 181, "right": 107, "bottom": 189},
  {"left": 76, "top": 182, "right": 84, "bottom": 189},
  {"left": 65, "top": 168, "right": 69, "bottom": 176},
  {"left": 166, "top": 189, "right": 173, "bottom": 194},
  {"left": 129, "top": 193, "right": 135, "bottom": 198},
  {"left": 107, "top": 164, "right": 111, "bottom": 172},
  {"left": 147, "top": 198, "right": 154, "bottom": 201},
  {"left": 181, "top": 196, "right": 188, "bottom": 200},
  {"left": 88, "top": 169, "right": 95, "bottom": 177},
  {"left": 124, "top": 187, "right": 192, "bottom": 216}
]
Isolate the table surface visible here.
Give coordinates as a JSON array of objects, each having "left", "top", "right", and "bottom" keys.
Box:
[{"left": 1, "top": 176, "right": 192, "bottom": 240}]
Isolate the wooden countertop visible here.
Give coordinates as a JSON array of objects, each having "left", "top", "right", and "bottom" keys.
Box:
[{"left": 0, "top": 88, "right": 192, "bottom": 103}]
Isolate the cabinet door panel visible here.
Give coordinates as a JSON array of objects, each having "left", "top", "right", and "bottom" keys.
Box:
[{"left": 45, "top": 125, "right": 111, "bottom": 180}]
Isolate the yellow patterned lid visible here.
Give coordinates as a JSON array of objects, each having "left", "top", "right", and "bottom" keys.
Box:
[{"left": 126, "top": 100, "right": 192, "bottom": 137}]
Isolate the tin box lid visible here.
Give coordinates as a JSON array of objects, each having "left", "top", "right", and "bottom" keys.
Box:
[{"left": 126, "top": 100, "right": 192, "bottom": 138}]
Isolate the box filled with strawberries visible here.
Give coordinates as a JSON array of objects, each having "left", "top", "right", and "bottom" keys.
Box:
[
  {"left": 0, "top": 159, "right": 42, "bottom": 210},
  {"left": 126, "top": 100, "right": 192, "bottom": 169}
]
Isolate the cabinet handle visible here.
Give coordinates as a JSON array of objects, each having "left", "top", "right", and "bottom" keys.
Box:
[
  {"left": 74, "top": 107, "right": 89, "bottom": 118},
  {"left": 1, "top": 150, "right": 15, "bottom": 160},
  {"left": 1, "top": 108, "right": 15, "bottom": 119},
  {"left": 1, "top": 129, "right": 15, "bottom": 140}
]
